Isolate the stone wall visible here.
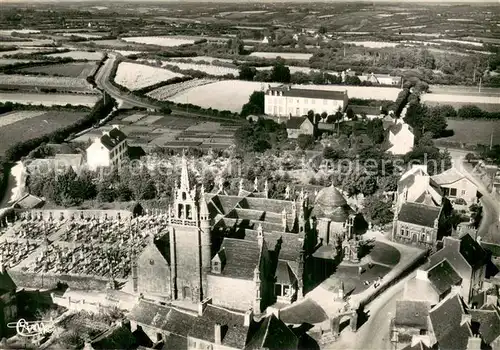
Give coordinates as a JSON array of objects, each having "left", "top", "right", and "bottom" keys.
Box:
[
  {"left": 8, "top": 269, "right": 110, "bottom": 291},
  {"left": 207, "top": 275, "right": 254, "bottom": 312}
]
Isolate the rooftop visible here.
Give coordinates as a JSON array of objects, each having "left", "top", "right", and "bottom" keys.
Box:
[
  {"left": 431, "top": 167, "right": 466, "bottom": 186},
  {"left": 426, "top": 260, "right": 462, "bottom": 295},
  {"left": 216, "top": 238, "right": 261, "bottom": 280},
  {"left": 395, "top": 300, "right": 430, "bottom": 329},
  {"left": 397, "top": 202, "right": 441, "bottom": 228},
  {"left": 269, "top": 85, "right": 347, "bottom": 101}
]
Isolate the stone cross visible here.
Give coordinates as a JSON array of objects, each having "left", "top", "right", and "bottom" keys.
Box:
[{"left": 254, "top": 178, "right": 259, "bottom": 192}]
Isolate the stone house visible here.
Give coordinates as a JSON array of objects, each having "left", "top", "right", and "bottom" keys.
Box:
[
  {"left": 285, "top": 116, "right": 314, "bottom": 139},
  {"left": 86, "top": 126, "right": 128, "bottom": 170},
  {"left": 392, "top": 202, "right": 444, "bottom": 249},
  {"left": 431, "top": 167, "right": 479, "bottom": 207},
  {"left": 427, "top": 235, "right": 488, "bottom": 305},
  {"left": 396, "top": 165, "right": 443, "bottom": 210},
  {"left": 393, "top": 300, "right": 431, "bottom": 339}
]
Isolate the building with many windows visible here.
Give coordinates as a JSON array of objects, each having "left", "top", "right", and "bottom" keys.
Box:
[
  {"left": 86, "top": 126, "right": 128, "bottom": 170},
  {"left": 264, "top": 85, "right": 348, "bottom": 117}
]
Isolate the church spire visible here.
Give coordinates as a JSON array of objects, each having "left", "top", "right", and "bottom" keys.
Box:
[{"left": 180, "top": 152, "right": 190, "bottom": 191}]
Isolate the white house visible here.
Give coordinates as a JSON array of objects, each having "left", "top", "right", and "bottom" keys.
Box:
[
  {"left": 386, "top": 118, "right": 414, "bottom": 155},
  {"left": 431, "top": 167, "right": 479, "bottom": 207},
  {"left": 397, "top": 165, "right": 443, "bottom": 209},
  {"left": 264, "top": 85, "right": 348, "bottom": 117},
  {"left": 358, "top": 73, "right": 402, "bottom": 86},
  {"left": 86, "top": 125, "right": 127, "bottom": 170}
]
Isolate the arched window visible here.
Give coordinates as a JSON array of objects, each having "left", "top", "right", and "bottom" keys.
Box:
[
  {"left": 182, "top": 192, "right": 187, "bottom": 200},
  {"left": 186, "top": 205, "right": 192, "bottom": 220},
  {"left": 178, "top": 204, "right": 184, "bottom": 219}
]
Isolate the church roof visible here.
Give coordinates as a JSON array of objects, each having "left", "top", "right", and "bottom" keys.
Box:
[
  {"left": 311, "top": 186, "right": 353, "bottom": 222},
  {"left": 217, "top": 238, "right": 260, "bottom": 280},
  {"left": 397, "top": 202, "right": 441, "bottom": 228},
  {"left": 275, "top": 260, "right": 297, "bottom": 285},
  {"left": 315, "top": 186, "right": 347, "bottom": 207},
  {"left": 244, "top": 314, "right": 299, "bottom": 350}
]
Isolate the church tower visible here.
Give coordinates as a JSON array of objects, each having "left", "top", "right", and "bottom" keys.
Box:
[{"left": 169, "top": 154, "right": 211, "bottom": 304}]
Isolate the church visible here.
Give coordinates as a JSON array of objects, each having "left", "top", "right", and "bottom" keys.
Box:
[{"left": 131, "top": 155, "right": 359, "bottom": 314}]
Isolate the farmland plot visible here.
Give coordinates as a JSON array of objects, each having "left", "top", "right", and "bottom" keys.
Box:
[
  {"left": 0, "top": 93, "right": 99, "bottom": 107},
  {"left": 0, "top": 111, "right": 47, "bottom": 127},
  {"left": 294, "top": 84, "right": 401, "bottom": 100},
  {"left": 0, "top": 39, "right": 53, "bottom": 47},
  {"left": 0, "top": 74, "right": 93, "bottom": 92},
  {"left": 171, "top": 56, "right": 234, "bottom": 64},
  {"left": 114, "top": 62, "right": 184, "bottom": 91},
  {"left": 342, "top": 41, "right": 399, "bottom": 48},
  {"left": 0, "top": 59, "right": 41, "bottom": 66},
  {"left": 19, "top": 62, "right": 98, "bottom": 78},
  {"left": 46, "top": 50, "right": 104, "bottom": 61},
  {"left": 0, "top": 29, "right": 40, "bottom": 36},
  {"left": 436, "top": 119, "right": 500, "bottom": 146},
  {"left": 147, "top": 78, "right": 215, "bottom": 100},
  {"left": 168, "top": 80, "right": 280, "bottom": 113},
  {"left": 122, "top": 36, "right": 195, "bottom": 47},
  {"left": 421, "top": 93, "right": 500, "bottom": 110},
  {"left": 249, "top": 52, "right": 313, "bottom": 60},
  {"left": 163, "top": 61, "right": 238, "bottom": 76},
  {"left": 0, "top": 110, "right": 86, "bottom": 155}
]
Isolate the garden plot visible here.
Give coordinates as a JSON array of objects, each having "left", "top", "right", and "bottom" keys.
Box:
[
  {"left": 121, "top": 113, "right": 147, "bottom": 123},
  {"left": 0, "top": 110, "right": 86, "bottom": 155},
  {"left": 135, "top": 115, "right": 164, "bottom": 125},
  {"left": 249, "top": 52, "right": 313, "bottom": 60},
  {"left": 19, "top": 62, "right": 98, "bottom": 78},
  {"left": 185, "top": 122, "right": 223, "bottom": 132},
  {"left": 122, "top": 36, "right": 195, "bottom": 47},
  {"left": 168, "top": 81, "right": 276, "bottom": 112},
  {"left": 147, "top": 78, "right": 215, "bottom": 100},
  {"left": 0, "top": 93, "right": 99, "bottom": 107},
  {"left": 114, "top": 62, "right": 184, "bottom": 91},
  {"left": 0, "top": 111, "right": 47, "bottom": 128},
  {"left": 163, "top": 61, "right": 238, "bottom": 76},
  {"left": 46, "top": 50, "right": 104, "bottom": 61}
]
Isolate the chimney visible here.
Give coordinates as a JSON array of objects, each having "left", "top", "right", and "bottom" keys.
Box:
[
  {"left": 467, "top": 335, "right": 482, "bottom": 350},
  {"left": 214, "top": 323, "right": 222, "bottom": 345},
  {"left": 244, "top": 309, "right": 253, "bottom": 327},
  {"left": 198, "top": 297, "right": 212, "bottom": 316},
  {"left": 461, "top": 313, "right": 471, "bottom": 326},
  {"left": 416, "top": 269, "right": 428, "bottom": 281}
]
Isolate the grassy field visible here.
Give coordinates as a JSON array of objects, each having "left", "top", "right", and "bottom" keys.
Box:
[
  {"left": 114, "top": 62, "right": 184, "bottom": 91},
  {"left": 0, "top": 74, "right": 93, "bottom": 92},
  {"left": 19, "top": 62, "right": 98, "bottom": 78},
  {"left": 46, "top": 50, "right": 104, "bottom": 61},
  {"left": 0, "top": 110, "right": 86, "bottom": 155},
  {"left": 0, "top": 92, "right": 100, "bottom": 107},
  {"left": 436, "top": 118, "right": 500, "bottom": 146}
]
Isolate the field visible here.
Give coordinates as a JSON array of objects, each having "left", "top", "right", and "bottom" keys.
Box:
[
  {"left": 421, "top": 94, "right": 500, "bottom": 112},
  {"left": 61, "top": 33, "right": 104, "bottom": 39},
  {"left": 0, "top": 110, "right": 47, "bottom": 127},
  {"left": 0, "top": 29, "right": 40, "bottom": 35},
  {"left": 19, "top": 62, "right": 98, "bottom": 78},
  {"left": 0, "top": 74, "right": 93, "bottom": 92},
  {"left": 162, "top": 61, "right": 238, "bottom": 76},
  {"left": 146, "top": 78, "right": 214, "bottom": 100},
  {"left": 168, "top": 80, "right": 278, "bottom": 112},
  {"left": 0, "top": 59, "right": 41, "bottom": 66},
  {"left": 121, "top": 36, "right": 195, "bottom": 47},
  {"left": 0, "top": 39, "right": 53, "bottom": 47},
  {"left": 72, "top": 111, "right": 237, "bottom": 150},
  {"left": 46, "top": 50, "right": 104, "bottom": 61},
  {"left": 342, "top": 41, "right": 399, "bottom": 48},
  {"left": 0, "top": 49, "right": 51, "bottom": 58},
  {"left": 89, "top": 39, "right": 133, "bottom": 48},
  {"left": 0, "top": 110, "right": 87, "bottom": 155},
  {"left": 171, "top": 56, "right": 235, "bottom": 64},
  {"left": 114, "top": 62, "right": 184, "bottom": 91},
  {"left": 436, "top": 119, "right": 500, "bottom": 146},
  {"left": 113, "top": 50, "right": 142, "bottom": 57},
  {"left": 249, "top": 52, "right": 313, "bottom": 60},
  {"left": 0, "top": 92, "right": 100, "bottom": 107}
]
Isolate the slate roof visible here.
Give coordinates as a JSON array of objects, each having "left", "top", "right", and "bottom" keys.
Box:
[
  {"left": 427, "top": 260, "right": 462, "bottom": 295},
  {"left": 269, "top": 86, "right": 346, "bottom": 100},
  {"left": 99, "top": 128, "right": 127, "bottom": 150},
  {"left": 0, "top": 271, "right": 16, "bottom": 294},
  {"left": 397, "top": 202, "right": 441, "bottom": 228},
  {"left": 91, "top": 325, "right": 136, "bottom": 350},
  {"left": 431, "top": 167, "right": 466, "bottom": 186},
  {"left": 286, "top": 117, "right": 309, "bottom": 130},
  {"left": 470, "top": 308, "right": 500, "bottom": 345},
  {"left": 244, "top": 229, "right": 304, "bottom": 263},
  {"left": 459, "top": 234, "right": 487, "bottom": 270},
  {"left": 127, "top": 300, "right": 195, "bottom": 336},
  {"left": 401, "top": 341, "right": 430, "bottom": 350},
  {"left": 244, "top": 314, "right": 298, "bottom": 350},
  {"left": 217, "top": 238, "right": 260, "bottom": 280},
  {"left": 13, "top": 193, "right": 45, "bottom": 209},
  {"left": 188, "top": 305, "right": 248, "bottom": 349},
  {"left": 394, "top": 300, "right": 430, "bottom": 329},
  {"left": 429, "top": 293, "right": 472, "bottom": 350},
  {"left": 275, "top": 260, "right": 297, "bottom": 285},
  {"left": 160, "top": 333, "right": 188, "bottom": 350}
]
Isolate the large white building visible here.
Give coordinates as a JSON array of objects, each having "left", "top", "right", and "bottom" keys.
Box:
[
  {"left": 386, "top": 118, "right": 414, "bottom": 155},
  {"left": 264, "top": 85, "right": 348, "bottom": 117},
  {"left": 86, "top": 126, "right": 128, "bottom": 170}
]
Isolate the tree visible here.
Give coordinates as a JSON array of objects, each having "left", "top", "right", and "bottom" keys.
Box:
[
  {"left": 323, "top": 146, "right": 339, "bottom": 160},
  {"left": 346, "top": 108, "right": 354, "bottom": 120},
  {"left": 345, "top": 75, "right": 361, "bottom": 85},
  {"left": 362, "top": 195, "right": 394, "bottom": 225},
  {"left": 297, "top": 134, "right": 315, "bottom": 150},
  {"left": 465, "top": 153, "right": 476, "bottom": 163},
  {"left": 366, "top": 119, "right": 385, "bottom": 144},
  {"left": 241, "top": 91, "right": 265, "bottom": 117},
  {"left": 271, "top": 62, "right": 291, "bottom": 83},
  {"left": 359, "top": 176, "right": 378, "bottom": 196},
  {"left": 239, "top": 64, "right": 257, "bottom": 81},
  {"left": 457, "top": 105, "right": 484, "bottom": 119},
  {"left": 318, "top": 26, "right": 327, "bottom": 35}
]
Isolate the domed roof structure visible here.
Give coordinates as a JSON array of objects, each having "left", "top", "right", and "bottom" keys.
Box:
[{"left": 311, "top": 186, "right": 353, "bottom": 222}]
